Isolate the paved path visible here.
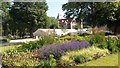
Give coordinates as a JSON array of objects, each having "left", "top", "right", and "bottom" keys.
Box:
[{"left": 0, "top": 38, "right": 38, "bottom": 46}]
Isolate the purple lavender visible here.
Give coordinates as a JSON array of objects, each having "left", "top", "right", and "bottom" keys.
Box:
[{"left": 39, "top": 40, "right": 90, "bottom": 59}]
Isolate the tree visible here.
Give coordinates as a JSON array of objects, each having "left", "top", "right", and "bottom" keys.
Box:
[
  {"left": 49, "top": 17, "right": 59, "bottom": 29},
  {"left": 9, "top": 2, "right": 48, "bottom": 37},
  {"left": 62, "top": 1, "right": 120, "bottom": 33},
  {"left": 1, "top": 2, "right": 11, "bottom": 36}
]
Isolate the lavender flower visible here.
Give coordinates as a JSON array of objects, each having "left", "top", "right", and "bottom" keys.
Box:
[{"left": 39, "top": 40, "right": 90, "bottom": 59}]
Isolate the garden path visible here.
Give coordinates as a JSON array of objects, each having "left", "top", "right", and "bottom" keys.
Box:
[{"left": 0, "top": 38, "right": 37, "bottom": 46}]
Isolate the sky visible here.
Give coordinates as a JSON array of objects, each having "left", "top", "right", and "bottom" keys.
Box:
[{"left": 46, "top": 0, "right": 68, "bottom": 18}]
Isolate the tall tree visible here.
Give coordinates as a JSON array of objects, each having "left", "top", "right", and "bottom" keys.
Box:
[
  {"left": 49, "top": 17, "right": 59, "bottom": 29},
  {"left": 62, "top": 1, "right": 120, "bottom": 31},
  {"left": 1, "top": 2, "right": 11, "bottom": 36},
  {"left": 9, "top": 2, "right": 48, "bottom": 37}
]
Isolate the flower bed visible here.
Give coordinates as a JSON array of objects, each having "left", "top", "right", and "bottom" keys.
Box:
[
  {"left": 39, "top": 40, "right": 90, "bottom": 59},
  {"left": 60, "top": 46, "right": 110, "bottom": 66}
]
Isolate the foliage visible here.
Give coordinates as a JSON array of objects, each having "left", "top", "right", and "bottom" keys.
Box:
[
  {"left": 17, "top": 41, "right": 42, "bottom": 52},
  {"left": 62, "top": 2, "right": 120, "bottom": 30},
  {"left": 60, "top": 46, "right": 110, "bottom": 66},
  {"left": 8, "top": 2, "right": 48, "bottom": 37},
  {"left": 39, "top": 41, "right": 90, "bottom": 59},
  {"left": 75, "top": 35, "right": 90, "bottom": 42},
  {"left": 0, "top": 44, "right": 21, "bottom": 53},
  {"left": 62, "top": 35, "right": 80, "bottom": 40},
  {"left": 88, "top": 32, "right": 120, "bottom": 53},
  {"left": 1, "top": 2, "right": 11, "bottom": 36},
  {"left": 0, "top": 38, "right": 10, "bottom": 42},
  {"left": 8, "top": 34, "right": 20, "bottom": 40},
  {"left": 16, "top": 35, "right": 68, "bottom": 52},
  {"left": 49, "top": 17, "right": 60, "bottom": 29},
  {"left": 89, "top": 32, "right": 106, "bottom": 45},
  {"left": 74, "top": 55, "right": 85, "bottom": 64},
  {"left": 39, "top": 35, "right": 56, "bottom": 46},
  {"left": 37, "top": 55, "right": 56, "bottom": 68},
  {"left": 106, "top": 37, "right": 120, "bottom": 53},
  {"left": 2, "top": 49, "right": 40, "bottom": 66}
]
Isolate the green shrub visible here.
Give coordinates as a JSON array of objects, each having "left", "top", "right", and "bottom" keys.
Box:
[
  {"left": 8, "top": 34, "right": 20, "bottom": 40},
  {"left": 16, "top": 35, "right": 56, "bottom": 52},
  {"left": 16, "top": 40, "right": 43, "bottom": 52},
  {"left": 74, "top": 55, "right": 85, "bottom": 63},
  {"left": 37, "top": 55, "right": 56, "bottom": 68},
  {"left": 90, "top": 33, "right": 120, "bottom": 53},
  {"left": 0, "top": 38, "right": 10, "bottom": 42},
  {"left": 88, "top": 32, "right": 120, "bottom": 53},
  {"left": 106, "top": 38, "right": 120, "bottom": 53},
  {"left": 89, "top": 32, "right": 105, "bottom": 45},
  {"left": 15, "top": 35, "right": 68, "bottom": 52},
  {"left": 39, "top": 35, "right": 55, "bottom": 45},
  {"left": 60, "top": 46, "right": 110, "bottom": 66},
  {"left": 59, "top": 55, "right": 74, "bottom": 66},
  {"left": 76, "top": 36, "right": 90, "bottom": 42}
]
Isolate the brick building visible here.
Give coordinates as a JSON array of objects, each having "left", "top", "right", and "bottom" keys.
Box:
[{"left": 57, "top": 13, "right": 76, "bottom": 29}]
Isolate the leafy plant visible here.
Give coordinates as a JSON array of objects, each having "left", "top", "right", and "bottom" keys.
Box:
[
  {"left": 89, "top": 32, "right": 106, "bottom": 45},
  {"left": 17, "top": 41, "right": 42, "bottom": 52},
  {"left": 106, "top": 38, "right": 120, "bottom": 53},
  {"left": 16, "top": 35, "right": 68, "bottom": 52},
  {"left": 0, "top": 38, "right": 10, "bottom": 42},
  {"left": 2, "top": 49, "right": 40, "bottom": 66},
  {"left": 39, "top": 35, "right": 56, "bottom": 46},
  {"left": 74, "top": 55, "right": 85, "bottom": 63},
  {"left": 8, "top": 34, "right": 20, "bottom": 40},
  {"left": 37, "top": 55, "right": 56, "bottom": 68}
]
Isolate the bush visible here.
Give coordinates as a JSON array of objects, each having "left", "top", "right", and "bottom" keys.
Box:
[
  {"left": 17, "top": 41, "right": 42, "bottom": 52},
  {"left": 37, "top": 55, "right": 56, "bottom": 68},
  {"left": 62, "top": 35, "right": 84, "bottom": 41},
  {"left": 106, "top": 38, "right": 120, "bottom": 53},
  {"left": 89, "top": 32, "right": 120, "bottom": 53},
  {"left": 39, "top": 41, "right": 90, "bottom": 59},
  {"left": 0, "top": 38, "right": 10, "bottom": 42},
  {"left": 60, "top": 46, "right": 110, "bottom": 66},
  {"left": 87, "top": 32, "right": 120, "bottom": 53},
  {"left": 39, "top": 35, "right": 56, "bottom": 46},
  {"left": 8, "top": 34, "right": 20, "bottom": 40},
  {"left": 75, "top": 36, "right": 90, "bottom": 42},
  {"left": 74, "top": 55, "right": 85, "bottom": 63},
  {"left": 16, "top": 36, "right": 68, "bottom": 52},
  {"left": 39, "top": 35, "right": 68, "bottom": 46},
  {"left": 89, "top": 32, "right": 106, "bottom": 45}
]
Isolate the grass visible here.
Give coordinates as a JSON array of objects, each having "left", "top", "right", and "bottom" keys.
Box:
[
  {"left": 0, "top": 44, "right": 21, "bottom": 53},
  {"left": 77, "top": 53, "right": 119, "bottom": 66}
]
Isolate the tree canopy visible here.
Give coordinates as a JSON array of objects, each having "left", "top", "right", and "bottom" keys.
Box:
[{"left": 62, "top": 1, "right": 120, "bottom": 30}]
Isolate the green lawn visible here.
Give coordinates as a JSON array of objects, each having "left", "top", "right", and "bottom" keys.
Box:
[{"left": 77, "top": 53, "right": 119, "bottom": 66}]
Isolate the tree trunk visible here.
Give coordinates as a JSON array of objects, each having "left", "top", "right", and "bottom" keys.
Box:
[
  {"left": 29, "top": 27, "right": 33, "bottom": 38},
  {"left": 114, "top": 21, "right": 118, "bottom": 34}
]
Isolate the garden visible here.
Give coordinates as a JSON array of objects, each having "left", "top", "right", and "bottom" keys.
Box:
[{"left": 1, "top": 32, "right": 120, "bottom": 67}]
